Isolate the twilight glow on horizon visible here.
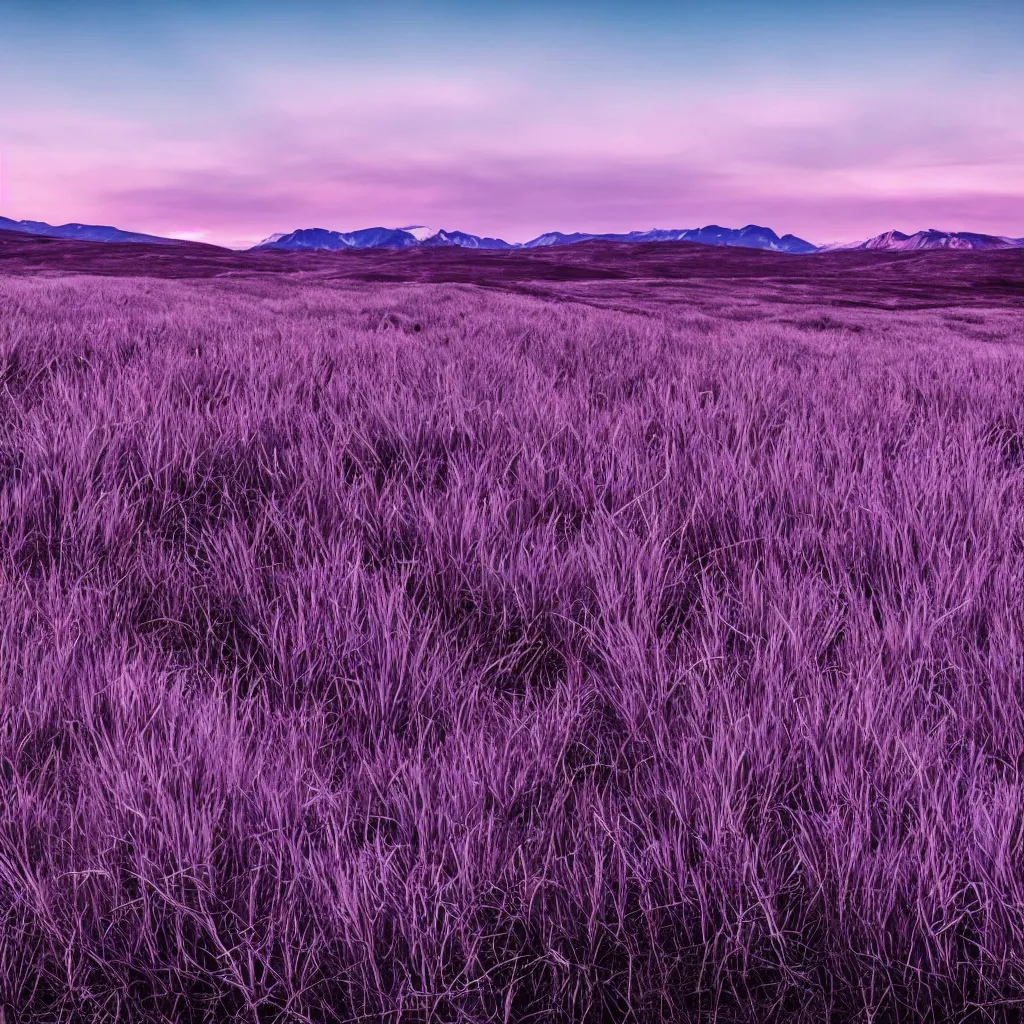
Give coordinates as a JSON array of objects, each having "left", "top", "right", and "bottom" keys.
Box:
[{"left": 1, "top": 0, "right": 1023, "bottom": 250}]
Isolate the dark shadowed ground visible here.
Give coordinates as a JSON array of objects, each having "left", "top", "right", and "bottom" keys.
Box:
[{"left": 2, "top": 228, "right": 1023, "bottom": 311}]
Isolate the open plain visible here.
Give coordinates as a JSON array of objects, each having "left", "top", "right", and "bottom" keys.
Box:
[{"left": 1, "top": 234, "right": 1024, "bottom": 1021}]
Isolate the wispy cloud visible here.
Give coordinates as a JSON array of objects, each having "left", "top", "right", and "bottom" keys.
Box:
[{"left": 3, "top": 62, "right": 1022, "bottom": 247}]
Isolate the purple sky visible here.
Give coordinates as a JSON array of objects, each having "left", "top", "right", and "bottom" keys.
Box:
[{"left": 2, "top": 1, "right": 1023, "bottom": 248}]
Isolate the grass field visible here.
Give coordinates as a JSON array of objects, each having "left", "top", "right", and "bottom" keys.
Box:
[{"left": 1, "top": 240, "right": 1024, "bottom": 1021}]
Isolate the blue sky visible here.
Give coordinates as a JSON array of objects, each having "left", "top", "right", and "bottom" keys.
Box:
[{"left": 2, "top": 0, "right": 1022, "bottom": 247}]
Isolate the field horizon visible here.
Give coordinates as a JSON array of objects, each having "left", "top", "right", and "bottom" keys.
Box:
[
  {"left": 1, "top": 236, "right": 1024, "bottom": 1021},
  {"left": 3, "top": 229, "right": 1024, "bottom": 307}
]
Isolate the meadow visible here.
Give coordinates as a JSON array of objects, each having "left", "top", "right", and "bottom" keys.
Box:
[{"left": 1, "top": 240, "right": 1024, "bottom": 1022}]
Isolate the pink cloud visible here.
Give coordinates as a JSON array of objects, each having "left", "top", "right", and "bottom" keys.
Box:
[{"left": 2, "top": 70, "right": 1022, "bottom": 247}]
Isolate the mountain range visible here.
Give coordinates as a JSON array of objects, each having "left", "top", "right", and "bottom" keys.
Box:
[
  {"left": 2, "top": 215, "right": 1023, "bottom": 254},
  {"left": 252, "top": 223, "right": 820, "bottom": 254},
  {"left": 0, "top": 215, "right": 179, "bottom": 246},
  {"left": 820, "top": 229, "right": 1024, "bottom": 252}
]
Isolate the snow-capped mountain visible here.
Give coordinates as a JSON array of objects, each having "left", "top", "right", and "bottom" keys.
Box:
[
  {"left": 399, "top": 225, "right": 439, "bottom": 241},
  {"left": 822, "top": 229, "right": 1024, "bottom": 252},
  {"left": 252, "top": 223, "right": 818, "bottom": 253},
  {"left": 521, "top": 231, "right": 615, "bottom": 247},
  {"left": 681, "top": 224, "right": 819, "bottom": 253},
  {"left": 419, "top": 229, "right": 515, "bottom": 249},
  {"left": 4, "top": 213, "right": 1022, "bottom": 256},
  {"left": 252, "top": 227, "right": 421, "bottom": 251},
  {"left": 254, "top": 226, "right": 515, "bottom": 251},
  {"left": 0, "top": 215, "right": 179, "bottom": 245},
  {"left": 518, "top": 225, "right": 816, "bottom": 253},
  {"left": 520, "top": 229, "right": 692, "bottom": 247}
]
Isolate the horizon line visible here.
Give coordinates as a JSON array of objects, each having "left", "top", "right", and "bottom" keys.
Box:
[{"left": 4, "top": 210, "right": 1024, "bottom": 252}]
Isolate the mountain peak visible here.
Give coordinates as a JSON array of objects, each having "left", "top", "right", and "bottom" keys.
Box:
[
  {"left": 0, "top": 214, "right": 181, "bottom": 246},
  {"left": 250, "top": 227, "right": 420, "bottom": 251},
  {"left": 836, "top": 228, "right": 1022, "bottom": 252},
  {"left": 399, "top": 225, "right": 438, "bottom": 241}
]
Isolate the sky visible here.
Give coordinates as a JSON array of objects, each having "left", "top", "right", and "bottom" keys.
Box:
[{"left": 1, "top": 0, "right": 1023, "bottom": 249}]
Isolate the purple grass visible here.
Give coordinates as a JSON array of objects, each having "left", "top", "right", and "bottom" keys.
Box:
[{"left": 1, "top": 243, "right": 1024, "bottom": 1022}]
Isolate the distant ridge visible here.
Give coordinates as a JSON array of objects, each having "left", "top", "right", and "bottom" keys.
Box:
[
  {"left": 3, "top": 213, "right": 1024, "bottom": 254},
  {"left": 0, "top": 215, "right": 180, "bottom": 245},
  {"left": 420, "top": 229, "right": 516, "bottom": 250},
  {"left": 252, "top": 226, "right": 421, "bottom": 251},
  {"left": 518, "top": 224, "right": 817, "bottom": 254},
  {"left": 822, "top": 229, "right": 1024, "bottom": 252},
  {"left": 252, "top": 226, "right": 518, "bottom": 252},
  {"left": 254, "top": 223, "right": 819, "bottom": 254}
]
